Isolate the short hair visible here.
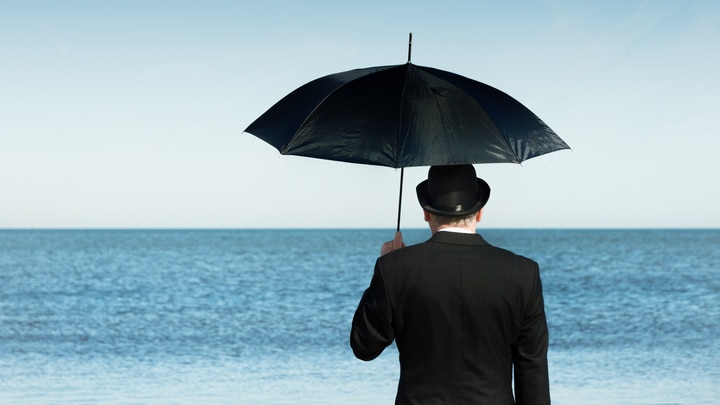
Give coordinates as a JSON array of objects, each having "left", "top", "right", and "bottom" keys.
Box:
[{"left": 430, "top": 211, "right": 478, "bottom": 227}]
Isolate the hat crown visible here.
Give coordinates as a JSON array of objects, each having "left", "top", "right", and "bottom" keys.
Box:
[
  {"left": 426, "top": 165, "right": 479, "bottom": 212},
  {"left": 416, "top": 165, "right": 490, "bottom": 216}
]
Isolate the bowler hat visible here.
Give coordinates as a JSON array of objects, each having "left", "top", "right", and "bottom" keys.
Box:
[{"left": 416, "top": 165, "right": 490, "bottom": 216}]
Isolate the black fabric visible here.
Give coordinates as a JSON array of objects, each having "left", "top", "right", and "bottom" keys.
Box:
[
  {"left": 245, "top": 63, "right": 569, "bottom": 168},
  {"left": 415, "top": 165, "right": 490, "bottom": 216},
  {"left": 351, "top": 232, "right": 550, "bottom": 405}
]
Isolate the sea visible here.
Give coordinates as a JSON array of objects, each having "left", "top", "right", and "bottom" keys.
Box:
[{"left": 0, "top": 229, "right": 718, "bottom": 404}]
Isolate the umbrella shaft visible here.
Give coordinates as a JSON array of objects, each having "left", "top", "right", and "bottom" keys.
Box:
[{"left": 396, "top": 168, "right": 404, "bottom": 232}]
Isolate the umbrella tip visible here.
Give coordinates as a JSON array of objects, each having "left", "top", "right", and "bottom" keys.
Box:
[{"left": 407, "top": 32, "right": 413, "bottom": 63}]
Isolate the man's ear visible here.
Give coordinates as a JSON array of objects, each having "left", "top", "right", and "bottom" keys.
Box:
[
  {"left": 423, "top": 209, "right": 431, "bottom": 222},
  {"left": 476, "top": 209, "right": 483, "bottom": 222}
]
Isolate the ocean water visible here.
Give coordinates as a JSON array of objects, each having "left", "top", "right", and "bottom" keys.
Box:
[{"left": 0, "top": 229, "right": 718, "bottom": 404}]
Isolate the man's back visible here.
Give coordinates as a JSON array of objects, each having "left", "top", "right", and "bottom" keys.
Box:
[{"left": 351, "top": 231, "right": 549, "bottom": 404}]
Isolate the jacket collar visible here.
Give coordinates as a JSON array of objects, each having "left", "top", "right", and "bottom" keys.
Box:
[{"left": 428, "top": 231, "right": 489, "bottom": 246}]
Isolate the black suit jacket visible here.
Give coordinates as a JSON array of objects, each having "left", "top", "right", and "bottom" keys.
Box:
[{"left": 351, "top": 231, "right": 550, "bottom": 404}]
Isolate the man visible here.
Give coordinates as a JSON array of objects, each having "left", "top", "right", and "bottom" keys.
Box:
[{"left": 350, "top": 164, "right": 550, "bottom": 404}]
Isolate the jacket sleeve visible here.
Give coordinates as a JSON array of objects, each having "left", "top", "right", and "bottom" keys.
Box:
[
  {"left": 512, "top": 264, "right": 551, "bottom": 405},
  {"left": 350, "top": 259, "right": 394, "bottom": 361}
]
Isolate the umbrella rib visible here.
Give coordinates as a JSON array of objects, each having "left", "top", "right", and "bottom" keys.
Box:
[
  {"left": 282, "top": 68, "right": 392, "bottom": 154},
  {"left": 281, "top": 88, "right": 342, "bottom": 154},
  {"left": 394, "top": 63, "right": 412, "bottom": 168},
  {"left": 459, "top": 86, "right": 522, "bottom": 164},
  {"left": 465, "top": 101, "right": 522, "bottom": 164},
  {"left": 493, "top": 118, "right": 522, "bottom": 164}
]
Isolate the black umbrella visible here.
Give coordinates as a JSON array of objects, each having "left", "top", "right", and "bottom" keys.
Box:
[{"left": 245, "top": 34, "right": 569, "bottom": 230}]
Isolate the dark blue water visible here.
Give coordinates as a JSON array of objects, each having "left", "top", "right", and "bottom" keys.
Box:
[{"left": 1, "top": 229, "right": 718, "bottom": 404}]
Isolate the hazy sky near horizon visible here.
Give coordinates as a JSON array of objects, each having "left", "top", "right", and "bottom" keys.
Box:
[{"left": 2, "top": 0, "right": 719, "bottom": 229}]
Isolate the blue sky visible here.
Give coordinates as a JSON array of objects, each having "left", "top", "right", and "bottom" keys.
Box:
[{"left": 1, "top": 0, "right": 718, "bottom": 229}]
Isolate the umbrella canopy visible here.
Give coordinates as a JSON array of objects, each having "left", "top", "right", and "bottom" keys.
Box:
[
  {"left": 245, "top": 62, "right": 569, "bottom": 168},
  {"left": 245, "top": 34, "right": 569, "bottom": 232}
]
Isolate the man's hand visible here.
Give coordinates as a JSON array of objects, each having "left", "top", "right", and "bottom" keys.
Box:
[{"left": 380, "top": 231, "right": 405, "bottom": 256}]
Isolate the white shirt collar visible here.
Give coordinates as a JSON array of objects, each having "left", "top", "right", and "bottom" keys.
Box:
[{"left": 437, "top": 227, "right": 475, "bottom": 234}]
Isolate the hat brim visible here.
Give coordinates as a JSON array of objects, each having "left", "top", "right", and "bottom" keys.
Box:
[{"left": 416, "top": 178, "right": 490, "bottom": 217}]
